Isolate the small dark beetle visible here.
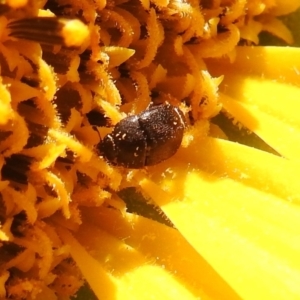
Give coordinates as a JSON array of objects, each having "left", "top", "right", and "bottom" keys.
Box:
[{"left": 98, "top": 103, "right": 186, "bottom": 168}]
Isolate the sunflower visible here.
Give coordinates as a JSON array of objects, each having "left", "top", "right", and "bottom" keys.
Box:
[{"left": 0, "top": 0, "right": 299, "bottom": 299}]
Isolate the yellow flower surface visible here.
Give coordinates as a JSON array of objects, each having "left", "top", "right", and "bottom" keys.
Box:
[{"left": 0, "top": 0, "right": 299, "bottom": 299}]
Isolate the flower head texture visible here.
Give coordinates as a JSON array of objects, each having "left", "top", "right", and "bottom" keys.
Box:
[{"left": 0, "top": 0, "right": 299, "bottom": 299}]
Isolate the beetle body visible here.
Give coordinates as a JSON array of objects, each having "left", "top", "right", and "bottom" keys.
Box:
[{"left": 98, "top": 103, "right": 186, "bottom": 168}]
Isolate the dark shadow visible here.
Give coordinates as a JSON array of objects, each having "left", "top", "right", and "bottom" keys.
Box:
[
  {"left": 212, "top": 112, "right": 279, "bottom": 155},
  {"left": 118, "top": 187, "right": 174, "bottom": 227}
]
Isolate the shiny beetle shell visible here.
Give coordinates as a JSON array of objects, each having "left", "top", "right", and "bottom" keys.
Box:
[{"left": 98, "top": 103, "right": 186, "bottom": 168}]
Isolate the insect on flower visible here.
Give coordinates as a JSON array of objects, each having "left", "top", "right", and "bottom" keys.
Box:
[{"left": 98, "top": 103, "right": 186, "bottom": 168}]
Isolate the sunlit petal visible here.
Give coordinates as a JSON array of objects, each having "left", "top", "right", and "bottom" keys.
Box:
[{"left": 139, "top": 138, "right": 300, "bottom": 299}]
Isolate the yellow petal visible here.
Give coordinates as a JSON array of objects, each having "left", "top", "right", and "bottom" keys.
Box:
[
  {"left": 207, "top": 46, "right": 300, "bottom": 159},
  {"left": 220, "top": 91, "right": 300, "bottom": 160},
  {"left": 269, "top": 0, "right": 300, "bottom": 16},
  {"left": 137, "top": 137, "right": 300, "bottom": 299},
  {"left": 81, "top": 207, "right": 241, "bottom": 300},
  {"left": 59, "top": 225, "right": 205, "bottom": 300},
  {"left": 206, "top": 46, "right": 300, "bottom": 86}
]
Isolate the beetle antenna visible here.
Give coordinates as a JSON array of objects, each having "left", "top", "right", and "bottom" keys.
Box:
[{"left": 92, "top": 126, "right": 102, "bottom": 142}]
